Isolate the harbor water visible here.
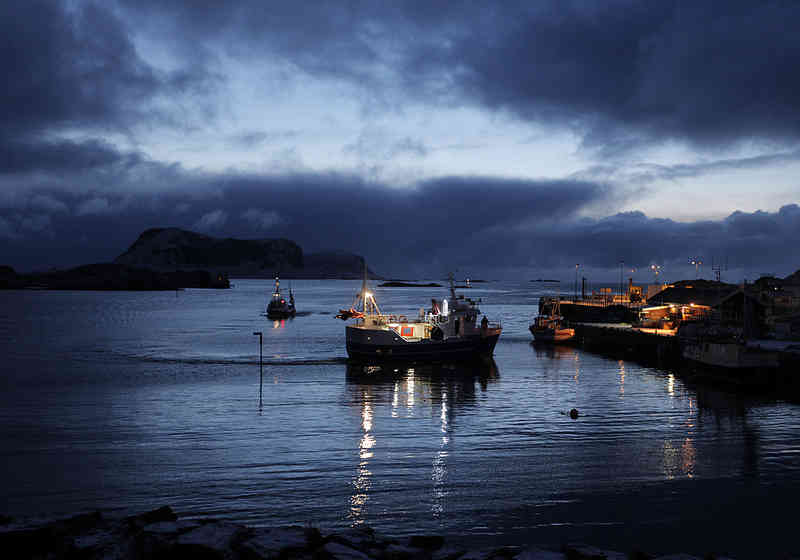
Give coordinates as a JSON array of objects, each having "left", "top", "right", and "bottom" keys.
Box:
[{"left": 1, "top": 279, "right": 799, "bottom": 558}]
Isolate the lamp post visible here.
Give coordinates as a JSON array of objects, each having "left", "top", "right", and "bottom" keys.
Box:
[
  {"left": 650, "top": 264, "right": 661, "bottom": 282},
  {"left": 689, "top": 257, "right": 703, "bottom": 279},
  {"left": 574, "top": 263, "right": 579, "bottom": 301},
  {"left": 253, "top": 331, "right": 263, "bottom": 410},
  {"left": 619, "top": 260, "right": 624, "bottom": 301}
]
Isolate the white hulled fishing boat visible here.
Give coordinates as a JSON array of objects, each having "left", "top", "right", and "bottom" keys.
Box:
[{"left": 338, "top": 273, "right": 501, "bottom": 361}]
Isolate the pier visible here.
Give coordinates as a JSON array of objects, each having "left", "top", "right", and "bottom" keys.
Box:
[{"left": 571, "top": 323, "right": 678, "bottom": 366}]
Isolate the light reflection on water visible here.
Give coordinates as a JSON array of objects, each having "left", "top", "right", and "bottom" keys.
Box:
[
  {"left": 1, "top": 280, "right": 800, "bottom": 558},
  {"left": 350, "top": 396, "right": 374, "bottom": 525}
]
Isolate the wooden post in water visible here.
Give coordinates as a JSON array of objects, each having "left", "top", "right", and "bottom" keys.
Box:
[{"left": 253, "top": 331, "right": 263, "bottom": 409}]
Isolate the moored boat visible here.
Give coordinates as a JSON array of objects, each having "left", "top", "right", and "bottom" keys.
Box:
[
  {"left": 530, "top": 298, "right": 575, "bottom": 342},
  {"left": 681, "top": 339, "right": 780, "bottom": 371},
  {"left": 266, "top": 275, "right": 296, "bottom": 318},
  {"left": 338, "top": 273, "right": 501, "bottom": 361}
]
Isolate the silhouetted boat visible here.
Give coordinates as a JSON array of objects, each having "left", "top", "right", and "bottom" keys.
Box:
[
  {"left": 266, "top": 275, "right": 296, "bottom": 318},
  {"left": 682, "top": 339, "right": 779, "bottom": 372}
]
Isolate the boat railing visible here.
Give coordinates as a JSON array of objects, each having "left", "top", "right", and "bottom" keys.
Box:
[{"left": 364, "top": 313, "right": 417, "bottom": 324}]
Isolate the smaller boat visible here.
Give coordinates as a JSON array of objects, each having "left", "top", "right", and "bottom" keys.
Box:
[
  {"left": 266, "top": 275, "right": 296, "bottom": 318},
  {"left": 530, "top": 298, "right": 575, "bottom": 342}
]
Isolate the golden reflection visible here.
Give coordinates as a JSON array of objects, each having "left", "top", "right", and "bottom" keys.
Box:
[
  {"left": 667, "top": 373, "right": 675, "bottom": 397},
  {"left": 661, "top": 391, "right": 698, "bottom": 479},
  {"left": 350, "top": 396, "right": 375, "bottom": 525},
  {"left": 681, "top": 437, "right": 696, "bottom": 478},
  {"left": 272, "top": 319, "right": 285, "bottom": 329},
  {"left": 440, "top": 392, "right": 448, "bottom": 432},
  {"left": 344, "top": 360, "right": 499, "bottom": 523},
  {"left": 431, "top": 447, "right": 448, "bottom": 517},
  {"left": 618, "top": 360, "right": 625, "bottom": 396},
  {"left": 432, "top": 390, "right": 450, "bottom": 517},
  {"left": 574, "top": 351, "right": 580, "bottom": 383}
]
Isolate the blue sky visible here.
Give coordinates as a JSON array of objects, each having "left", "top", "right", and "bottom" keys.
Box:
[{"left": 1, "top": 1, "right": 799, "bottom": 281}]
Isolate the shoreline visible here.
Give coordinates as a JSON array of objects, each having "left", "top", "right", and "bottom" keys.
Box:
[{"left": 0, "top": 506, "right": 736, "bottom": 560}]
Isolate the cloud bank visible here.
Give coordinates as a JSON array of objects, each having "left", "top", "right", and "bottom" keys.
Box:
[{"left": 2, "top": 161, "right": 798, "bottom": 280}]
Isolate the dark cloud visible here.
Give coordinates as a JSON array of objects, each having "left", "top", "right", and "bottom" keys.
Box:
[
  {"left": 0, "top": 170, "right": 606, "bottom": 274},
  {"left": 2, "top": 163, "right": 798, "bottom": 279},
  {"left": 118, "top": 0, "right": 800, "bottom": 150},
  {"left": 404, "top": 0, "right": 800, "bottom": 150},
  {"left": 523, "top": 204, "right": 800, "bottom": 279},
  {"left": 0, "top": 138, "right": 138, "bottom": 174},
  {"left": 0, "top": 0, "right": 212, "bottom": 180}
]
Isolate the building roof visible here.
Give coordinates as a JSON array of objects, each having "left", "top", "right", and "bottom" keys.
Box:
[{"left": 646, "top": 284, "right": 737, "bottom": 307}]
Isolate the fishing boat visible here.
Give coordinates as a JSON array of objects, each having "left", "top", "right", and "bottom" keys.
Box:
[
  {"left": 681, "top": 339, "right": 779, "bottom": 371},
  {"left": 678, "top": 292, "right": 779, "bottom": 379},
  {"left": 338, "top": 272, "right": 501, "bottom": 361},
  {"left": 529, "top": 298, "right": 575, "bottom": 342},
  {"left": 266, "top": 275, "right": 296, "bottom": 318}
]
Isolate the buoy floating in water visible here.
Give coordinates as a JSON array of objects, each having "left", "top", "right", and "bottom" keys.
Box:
[{"left": 569, "top": 408, "right": 579, "bottom": 419}]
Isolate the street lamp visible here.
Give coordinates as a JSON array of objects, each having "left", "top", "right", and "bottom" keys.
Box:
[
  {"left": 574, "top": 263, "right": 580, "bottom": 301},
  {"left": 688, "top": 257, "right": 703, "bottom": 278},
  {"left": 650, "top": 264, "right": 661, "bottom": 282}
]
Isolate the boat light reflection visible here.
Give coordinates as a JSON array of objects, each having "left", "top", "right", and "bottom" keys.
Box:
[{"left": 350, "top": 396, "right": 374, "bottom": 525}]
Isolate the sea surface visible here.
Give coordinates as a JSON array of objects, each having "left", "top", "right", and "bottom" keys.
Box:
[{"left": 1, "top": 279, "right": 799, "bottom": 558}]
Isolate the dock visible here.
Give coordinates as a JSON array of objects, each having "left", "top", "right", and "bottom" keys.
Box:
[
  {"left": 572, "top": 323, "right": 679, "bottom": 366},
  {"left": 568, "top": 322, "right": 800, "bottom": 393}
]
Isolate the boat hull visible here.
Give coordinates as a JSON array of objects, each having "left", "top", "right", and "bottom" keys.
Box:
[
  {"left": 529, "top": 325, "right": 575, "bottom": 343},
  {"left": 267, "top": 303, "right": 296, "bottom": 319},
  {"left": 346, "top": 325, "right": 500, "bottom": 361}
]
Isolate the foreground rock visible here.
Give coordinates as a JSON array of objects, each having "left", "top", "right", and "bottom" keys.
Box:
[{"left": 0, "top": 506, "right": 731, "bottom": 559}]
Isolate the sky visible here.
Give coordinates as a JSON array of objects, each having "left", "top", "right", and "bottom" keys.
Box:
[{"left": 2, "top": 0, "right": 800, "bottom": 282}]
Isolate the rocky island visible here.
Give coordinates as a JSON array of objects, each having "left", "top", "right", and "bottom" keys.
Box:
[
  {"left": 0, "top": 228, "right": 378, "bottom": 290},
  {"left": 116, "top": 228, "right": 378, "bottom": 279}
]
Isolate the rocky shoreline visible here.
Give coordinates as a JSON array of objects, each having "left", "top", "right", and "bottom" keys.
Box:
[{"left": 0, "top": 506, "right": 732, "bottom": 559}]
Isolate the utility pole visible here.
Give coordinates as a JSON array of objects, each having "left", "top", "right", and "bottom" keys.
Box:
[{"left": 253, "top": 331, "right": 263, "bottom": 410}]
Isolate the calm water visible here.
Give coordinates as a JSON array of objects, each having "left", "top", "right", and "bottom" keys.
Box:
[{"left": 1, "top": 280, "right": 799, "bottom": 558}]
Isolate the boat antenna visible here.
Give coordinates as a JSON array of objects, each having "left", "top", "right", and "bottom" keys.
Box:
[{"left": 362, "top": 260, "right": 368, "bottom": 312}]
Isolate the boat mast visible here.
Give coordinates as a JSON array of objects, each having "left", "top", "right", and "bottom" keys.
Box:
[{"left": 362, "top": 260, "right": 368, "bottom": 313}]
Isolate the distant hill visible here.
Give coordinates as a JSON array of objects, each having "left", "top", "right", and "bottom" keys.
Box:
[
  {"left": 115, "top": 228, "right": 377, "bottom": 279},
  {"left": 784, "top": 268, "right": 800, "bottom": 285}
]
